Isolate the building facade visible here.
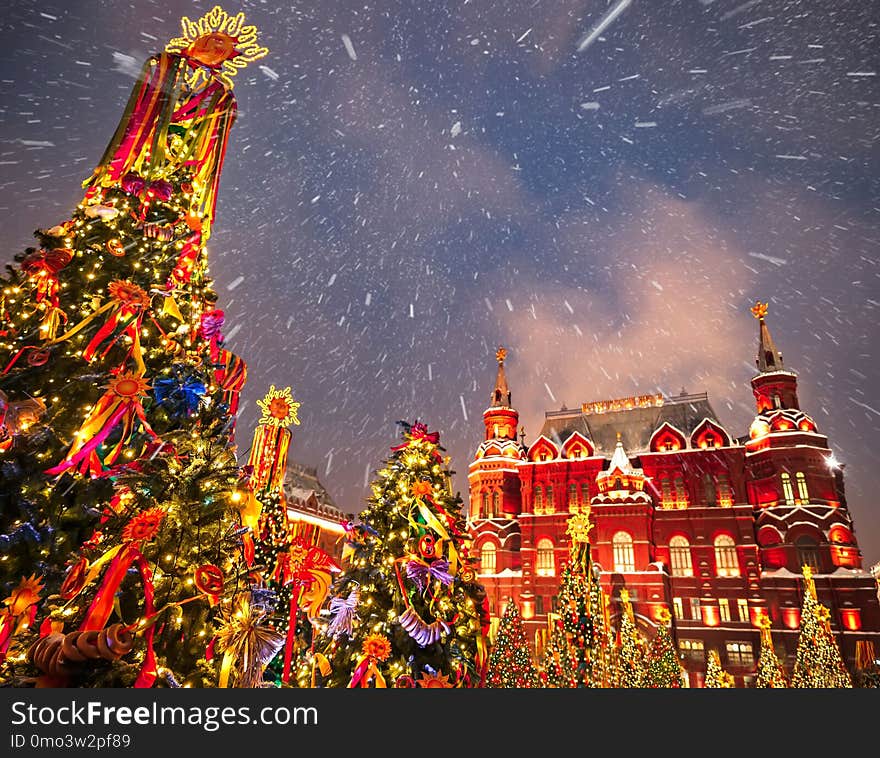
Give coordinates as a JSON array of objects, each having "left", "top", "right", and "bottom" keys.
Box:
[
  {"left": 467, "top": 307, "right": 880, "bottom": 686},
  {"left": 283, "top": 461, "right": 352, "bottom": 562}
]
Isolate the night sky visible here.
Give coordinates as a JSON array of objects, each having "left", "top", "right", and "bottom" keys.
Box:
[{"left": 1, "top": 1, "right": 878, "bottom": 563}]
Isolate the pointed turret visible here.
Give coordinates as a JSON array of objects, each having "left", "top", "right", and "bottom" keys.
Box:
[
  {"left": 752, "top": 300, "right": 784, "bottom": 373},
  {"left": 491, "top": 346, "right": 512, "bottom": 407},
  {"left": 594, "top": 434, "right": 651, "bottom": 503},
  {"left": 749, "top": 301, "right": 800, "bottom": 412},
  {"left": 482, "top": 346, "right": 519, "bottom": 442}
]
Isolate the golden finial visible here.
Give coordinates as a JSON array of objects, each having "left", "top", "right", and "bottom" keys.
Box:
[
  {"left": 801, "top": 564, "right": 816, "bottom": 600},
  {"left": 619, "top": 588, "right": 630, "bottom": 604},
  {"left": 166, "top": 5, "right": 268, "bottom": 90},
  {"left": 757, "top": 614, "right": 772, "bottom": 630},
  {"left": 495, "top": 346, "right": 507, "bottom": 364},
  {"left": 616, "top": 431, "right": 622, "bottom": 442},
  {"left": 656, "top": 606, "right": 672, "bottom": 625},
  {"left": 256, "top": 385, "right": 300, "bottom": 428},
  {"left": 750, "top": 300, "right": 769, "bottom": 320},
  {"left": 566, "top": 510, "right": 593, "bottom": 544}
]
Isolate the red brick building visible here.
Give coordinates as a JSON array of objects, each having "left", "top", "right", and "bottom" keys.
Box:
[{"left": 467, "top": 306, "right": 880, "bottom": 686}]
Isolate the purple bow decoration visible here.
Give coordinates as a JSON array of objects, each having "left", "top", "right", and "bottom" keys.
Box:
[
  {"left": 326, "top": 587, "right": 359, "bottom": 639},
  {"left": 146, "top": 179, "right": 173, "bottom": 202},
  {"left": 121, "top": 172, "right": 147, "bottom": 196},
  {"left": 406, "top": 558, "right": 453, "bottom": 592},
  {"left": 199, "top": 309, "right": 225, "bottom": 342}
]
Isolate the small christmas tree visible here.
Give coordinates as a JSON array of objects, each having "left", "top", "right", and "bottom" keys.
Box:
[
  {"left": 791, "top": 565, "right": 852, "bottom": 688},
  {"left": 754, "top": 615, "right": 788, "bottom": 688},
  {"left": 486, "top": 598, "right": 539, "bottom": 688},
  {"left": 615, "top": 588, "right": 646, "bottom": 687},
  {"left": 539, "top": 618, "right": 578, "bottom": 688},
  {"left": 643, "top": 607, "right": 684, "bottom": 688},
  {"left": 704, "top": 649, "right": 734, "bottom": 688}
]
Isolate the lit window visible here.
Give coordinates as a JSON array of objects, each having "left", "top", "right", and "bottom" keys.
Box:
[
  {"left": 796, "top": 536, "right": 819, "bottom": 573},
  {"left": 717, "top": 473, "right": 733, "bottom": 507},
  {"left": 535, "top": 596, "right": 545, "bottom": 615},
  {"left": 568, "top": 483, "right": 578, "bottom": 513},
  {"left": 536, "top": 538, "right": 555, "bottom": 577},
  {"left": 480, "top": 543, "right": 497, "bottom": 574},
  {"left": 491, "top": 491, "right": 500, "bottom": 518},
  {"left": 725, "top": 641, "right": 754, "bottom": 668},
  {"left": 533, "top": 486, "right": 543, "bottom": 513},
  {"left": 714, "top": 535, "right": 740, "bottom": 577},
  {"left": 781, "top": 473, "right": 795, "bottom": 506},
  {"left": 737, "top": 599, "right": 749, "bottom": 623},
  {"left": 481, "top": 492, "right": 489, "bottom": 518},
  {"left": 612, "top": 532, "right": 635, "bottom": 573},
  {"left": 660, "top": 476, "right": 674, "bottom": 509},
  {"left": 673, "top": 597, "right": 684, "bottom": 619},
  {"left": 546, "top": 485, "right": 554, "bottom": 512},
  {"left": 796, "top": 472, "right": 809, "bottom": 503},
  {"left": 719, "top": 598, "right": 731, "bottom": 623},
  {"left": 669, "top": 536, "right": 693, "bottom": 577},
  {"left": 580, "top": 482, "right": 590, "bottom": 509},
  {"left": 690, "top": 597, "right": 702, "bottom": 621},
  {"left": 674, "top": 475, "right": 689, "bottom": 508},
  {"left": 679, "top": 639, "right": 705, "bottom": 664}
]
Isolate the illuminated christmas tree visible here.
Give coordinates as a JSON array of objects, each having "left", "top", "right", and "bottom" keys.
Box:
[
  {"left": 0, "top": 6, "right": 265, "bottom": 687},
  {"left": 311, "top": 421, "right": 490, "bottom": 688},
  {"left": 486, "top": 598, "right": 539, "bottom": 688},
  {"left": 704, "top": 649, "right": 734, "bottom": 688},
  {"left": 643, "top": 607, "right": 684, "bottom": 688},
  {"left": 615, "top": 588, "right": 646, "bottom": 687},
  {"left": 790, "top": 565, "right": 852, "bottom": 688},
  {"left": 539, "top": 618, "right": 578, "bottom": 688},
  {"left": 754, "top": 615, "right": 788, "bottom": 688}
]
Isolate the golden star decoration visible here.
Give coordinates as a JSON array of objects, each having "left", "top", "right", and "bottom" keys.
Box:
[
  {"left": 619, "top": 588, "right": 630, "bottom": 604},
  {"left": 757, "top": 614, "right": 772, "bottom": 630},
  {"left": 566, "top": 511, "right": 593, "bottom": 544},
  {"left": 816, "top": 605, "right": 831, "bottom": 623},
  {"left": 656, "top": 607, "right": 672, "bottom": 625},
  {"left": 750, "top": 300, "right": 769, "bottom": 320},
  {"left": 495, "top": 346, "right": 507, "bottom": 364},
  {"left": 256, "top": 385, "right": 300, "bottom": 428}
]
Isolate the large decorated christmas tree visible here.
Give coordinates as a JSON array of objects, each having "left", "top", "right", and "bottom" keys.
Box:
[
  {"left": 485, "top": 598, "right": 540, "bottom": 688},
  {"left": 0, "top": 6, "right": 265, "bottom": 687},
  {"left": 615, "top": 588, "right": 646, "bottom": 687},
  {"left": 790, "top": 565, "right": 852, "bottom": 688},
  {"left": 311, "top": 421, "right": 490, "bottom": 687},
  {"left": 539, "top": 618, "right": 578, "bottom": 688}
]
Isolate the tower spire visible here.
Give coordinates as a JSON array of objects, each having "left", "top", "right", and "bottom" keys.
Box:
[
  {"left": 491, "top": 345, "right": 512, "bottom": 407},
  {"left": 751, "top": 301, "right": 784, "bottom": 373}
]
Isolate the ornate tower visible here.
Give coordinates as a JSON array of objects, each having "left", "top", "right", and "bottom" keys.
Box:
[{"left": 483, "top": 346, "right": 519, "bottom": 442}]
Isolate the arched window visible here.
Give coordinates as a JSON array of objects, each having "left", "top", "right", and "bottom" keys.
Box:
[
  {"left": 796, "top": 472, "right": 809, "bottom": 504},
  {"left": 703, "top": 473, "right": 717, "bottom": 506},
  {"left": 480, "top": 492, "right": 489, "bottom": 518},
  {"left": 612, "top": 532, "right": 635, "bottom": 573},
  {"left": 545, "top": 485, "right": 554, "bottom": 512},
  {"left": 533, "top": 486, "right": 543, "bottom": 513},
  {"left": 480, "top": 543, "right": 497, "bottom": 574},
  {"left": 714, "top": 535, "right": 740, "bottom": 577},
  {"left": 669, "top": 536, "right": 693, "bottom": 577},
  {"left": 781, "top": 473, "right": 795, "bottom": 506},
  {"left": 568, "top": 483, "right": 578, "bottom": 513},
  {"left": 491, "top": 491, "right": 500, "bottom": 518},
  {"left": 580, "top": 482, "right": 590, "bottom": 508},
  {"left": 536, "top": 538, "right": 555, "bottom": 576},
  {"left": 796, "top": 536, "right": 819, "bottom": 573},
  {"left": 716, "top": 473, "right": 733, "bottom": 507},
  {"left": 674, "top": 475, "right": 689, "bottom": 508}
]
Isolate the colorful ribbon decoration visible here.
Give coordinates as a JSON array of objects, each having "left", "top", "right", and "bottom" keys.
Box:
[
  {"left": 275, "top": 537, "right": 340, "bottom": 685},
  {"left": 45, "top": 373, "right": 158, "bottom": 478},
  {"left": 348, "top": 634, "right": 391, "bottom": 689},
  {"left": 0, "top": 575, "right": 43, "bottom": 663},
  {"left": 83, "top": 52, "right": 237, "bottom": 241},
  {"left": 214, "top": 347, "right": 247, "bottom": 418}
]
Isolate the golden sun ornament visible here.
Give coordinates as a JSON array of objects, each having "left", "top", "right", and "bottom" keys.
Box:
[
  {"left": 361, "top": 633, "right": 391, "bottom": 662},
  {"left": 750, "top": 300, "right": 769, "bottom": 320},
  {"left": 417, "top": 671, "right": 453, "bottom": 688},
  {"left": 566, "top": 510, "right": 593, "bottom": 544},
  {"left": 165, "top": 5, "right": 268, "bottom": 90},
  {"left": 256, "top": 385, "right": 300, "bottom": 428}
]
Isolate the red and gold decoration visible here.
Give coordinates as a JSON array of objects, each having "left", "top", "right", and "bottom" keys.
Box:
[
  {"left": 246, "top": 385, "right": 299, "bottom": 492},
  {"left": 45, "top": 373, "right": 157, "bottom": 478},
  {"left": 348, "top": 633, "right": 391, "bottom": 688},
  {"left": 28, "top": 624, "right": 134, "bottom": 680},
  {"left": 0, "top": 575, "right": 44, "bottom": 663},
  {"left": 417, "top": 671, "right": 453, "bottom": 688},
  {"left": 214, "top": 595, "right": 284, "bottom": 689}
]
